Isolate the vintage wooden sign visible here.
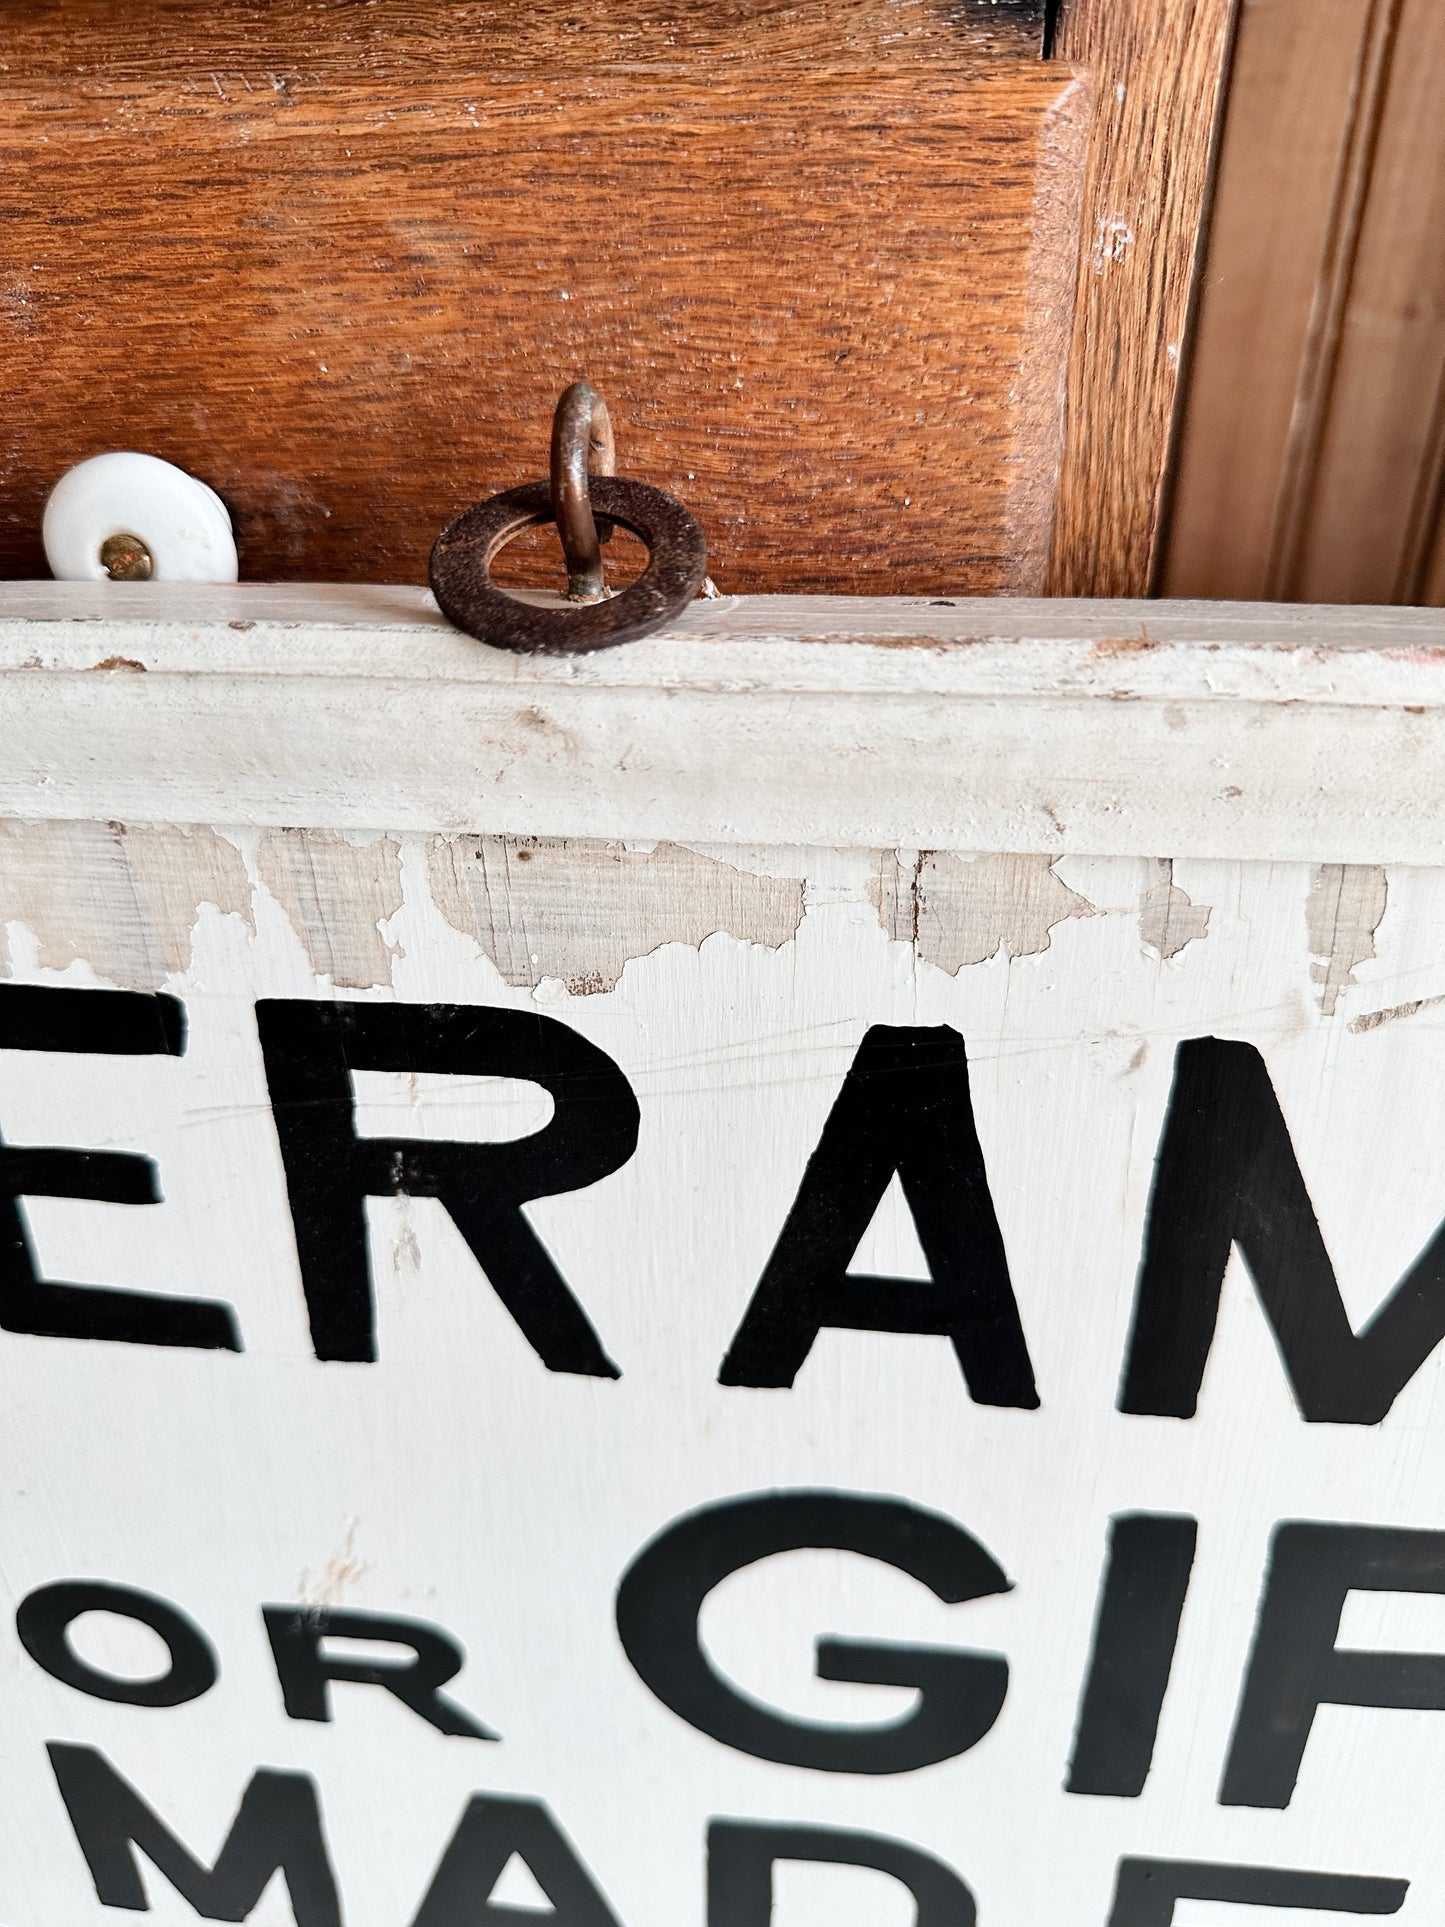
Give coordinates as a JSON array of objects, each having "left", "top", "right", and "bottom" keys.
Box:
[{"left": 2, "top": 586, "right": 1445, "bottom": 1926}]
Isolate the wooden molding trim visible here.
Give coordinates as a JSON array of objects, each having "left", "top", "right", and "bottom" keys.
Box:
[{"left": 1, "top": 583, "right": 1442, "bottom": 865}]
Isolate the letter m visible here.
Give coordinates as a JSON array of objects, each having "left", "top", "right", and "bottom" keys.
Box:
[
  {"left": 49, "top": 1744, "right": 341, "bottom": 1927},
  {"left": 1119, "top": 1037, "right": 1445, "bottom": 1424}
]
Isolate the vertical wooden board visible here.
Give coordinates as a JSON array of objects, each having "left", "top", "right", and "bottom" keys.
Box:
[
  {"left": 1161, "top": 0, "right": 1382, "bottom": 600},
  {"left": 1427, "top": 498, "right": 1445, "bottom": 607},
  {"left": 1292, "top": 0, "right": 1445, "bottom": 604},
  {"left": 0, "top": 41, "right": 1087, "bottom": 594},
  {"left": 1163, "top": 0, "right": 1445, "bottom": 606},
  {"left": 1048, "top": 0, "right": 1237, "bottom": 596}
]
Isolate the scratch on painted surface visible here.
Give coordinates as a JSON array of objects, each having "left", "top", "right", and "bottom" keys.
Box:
[
  {"left": 874, "top": 850, "right": 1095, "bottom": 969},
  {"left": 0, "top": 820, "right": 253, "bottom": 987},
  {"left": 1350, "top": 994, "right": 1445, "bottom": 1034},
  {"left": 297, "top": 1519, "right": 366, "bottom": 1607},
  {"left": 427, "top": 837, "right": 805, "bottom": 994},
  {"left": 1139, "top": 859, "right": 1211, "bottom": 960},
  {"left": 256, "top": 829, "right": 404, "bottom": 990},
  {"left": 1307, "top": 864, "right": 1389, "bottom": 1017}
]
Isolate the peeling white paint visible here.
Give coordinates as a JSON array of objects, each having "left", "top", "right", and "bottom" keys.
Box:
[
  {"left": 0, "top": 819, "right": 253, "bottom": 987},
  {"left": 255, "top": 828, "right": 405, "bottom": 991},
  {"left": 874, "top": 850, "right": 1095, "bottom": 969},
  {"left": 427, "top": 836, "right": 806, "bottom": 994},
  {"left": 1139, "top": 858, "right": 1212, "bottom": 960},
  {"left": 1092, "top": 213, "right": 1136, "bottom": 272},
  {"left": 1307, "top": 864, "right": 1389, "bottom": 1017}
]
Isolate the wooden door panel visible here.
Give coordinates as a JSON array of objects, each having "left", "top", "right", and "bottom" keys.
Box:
[
  {"left": 0, "top": 1, "right": 1082, "bottom": 594},
  {"left": 0, "top": 0, "right": 1237, "bottom": 596}
]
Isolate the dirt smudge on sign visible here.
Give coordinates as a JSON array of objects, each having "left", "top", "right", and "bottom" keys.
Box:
[
  {"left": 0, "top": 819, "right": 253, "bottom": 986},
  {"left": 873, "top": 850, "right": 1095, "bottom": 969},
  {"left": 256, "top": 829, "right": 404, "bottom": 990},
  {"left": 1139, "top": 858, "right": 1211, "bottom": 959},
  {"left": 1307, "top": 864, "right": 1389, "bottom": 1017},
  {"left": 427, "top": 836, "right": 805, "bottom": 993}
]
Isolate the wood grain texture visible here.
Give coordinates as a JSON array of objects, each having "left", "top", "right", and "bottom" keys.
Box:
[
  {"left": 1164, "top": 0, "right": 1445, "bottom": 605},
  {"left": 1047, "top": 0, "right": 1237, "bottom": 596},
  {"left": 5, "top": 0, "right": 1048, "bottom": 78},
  {"left": 0, "top": 2, "right": 1086, "bottom": 595}
]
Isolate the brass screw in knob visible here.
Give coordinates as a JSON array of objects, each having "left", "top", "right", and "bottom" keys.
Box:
[{"left": 98, "top": 532, "right": 155, "bottom": 581}]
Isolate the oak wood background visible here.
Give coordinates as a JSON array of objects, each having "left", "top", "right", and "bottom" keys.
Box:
[
  {"left": 1049, "top": 0, "right": 1238, "bottom": 595},
  {"left": 1, "top": 0, "right": 1232, "bottom": 596}
]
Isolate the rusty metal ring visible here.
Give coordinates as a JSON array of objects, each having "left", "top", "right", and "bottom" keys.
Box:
[{"left": 429, "top": 476, "right": 707, "bottom": 655}]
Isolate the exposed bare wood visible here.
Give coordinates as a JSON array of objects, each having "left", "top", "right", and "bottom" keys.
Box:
[{"left": 1047, "top": 0, "right": 1237, "bottom": 595}]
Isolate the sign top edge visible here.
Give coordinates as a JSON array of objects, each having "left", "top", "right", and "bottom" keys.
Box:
[{"left": 0, "top": 585, "right": 1442, "bottom": 707}]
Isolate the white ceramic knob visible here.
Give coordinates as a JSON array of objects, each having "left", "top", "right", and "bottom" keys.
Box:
[{"left": 43, "top": 452, "right": 238, "bottom": 583}]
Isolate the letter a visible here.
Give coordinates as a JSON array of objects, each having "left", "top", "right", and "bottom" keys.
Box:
[{"left": 719, "top": 1025, "right": 1037, "bottom": 1406}]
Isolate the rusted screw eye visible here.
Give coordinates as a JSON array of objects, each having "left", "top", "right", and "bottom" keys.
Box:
[
  {"left": 430, "top": 381, "right": 707, "bottom": 654},
  {"left": 99, "top": 533, "right": 154, "bottom": 581},
  {"left": 550, "top": 380, "right": 616, "bottom": 603}
]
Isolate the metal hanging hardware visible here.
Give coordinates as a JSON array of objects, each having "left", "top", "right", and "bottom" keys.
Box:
[{"left": 429, "top": 382, "right": 707, "bottom": 654}]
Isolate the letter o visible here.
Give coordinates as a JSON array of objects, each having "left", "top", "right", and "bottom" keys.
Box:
[{"left": 17, "top": 1580, "right": 217, "bottom": 1707}]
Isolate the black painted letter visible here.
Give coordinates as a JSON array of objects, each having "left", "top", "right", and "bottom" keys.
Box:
[
  {"left": 256, "top": 1000, "right": 639, "bottom": 1366},
  {"left": 1066, "top": 1515, "right": 1197, "bottom": 1797},
  {"left": 708, "top": 1820, "right": 977, "bottom": 1925},
  {"left": 1221, "top": 1521, "right": 1445, "bottom": 1808},
  {"left": 616, "top": 1489, "right": 1011, "bottom": 1773},
  {"left": 1106, "top": 1858, "right": 1406, "bottom": 1924},
  {"left": 718, "top": 1025, "right": 1037, "bottom": 1405},
  {"left": 0, "top": 985, "right": 239, "bottom": 1349},
  {"left": 49, "top": 1744, "right": 341, "bottom": 1926},
  {"left": 410, "top": 1795, "right": 622, "bottom": 1927},
  {"left": 19, "top": 1581, "right": 217, "bottom": 1707},
  {"left": 1120, "top": 1037, "right": 1445, "bottom": 1423},
  {"left": 264, "top": 1603, "right": 495, "bottom": 1739}
]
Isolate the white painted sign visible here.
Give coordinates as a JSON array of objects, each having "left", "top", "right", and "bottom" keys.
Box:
[{"left": 2, "top": 589, "right": 1445, "bottom": 1927}]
